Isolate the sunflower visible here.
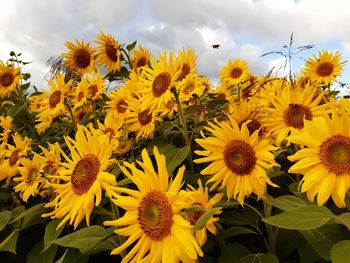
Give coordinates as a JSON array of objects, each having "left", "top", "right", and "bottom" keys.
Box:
[
  {"left": 63, "top": 39, "right": 95, "bottom": 75},
  {"left": 13, "top": 155, "right": 46, "bottom": 202},
  {"left": 131, "top": 45, "right": 150, "bottom": 71},
  {"left": 0, "top": 133, "right": 31, "bottom": 183},
  {"left": 104, "top": 147, "right": 203, "bottom": 262},
  {"left": 0, "top": 115, "right": 13, "bottom": 143},
  {"left": 288, "top": 112, "right": 350, "bottom": 208},
  {"left": 95, "top": 31, "right": 121, "bottom": 73},
  {"left": 124, "top": 97, "right": 160, "bottom": 141},
  {"left": 302, "top": 50, "right": 346, "bottom": 85},
  {"left": 220, "top": 58, "right": 250, "bottom": 87},
  {"left": 106, "top": 85, "right": 133, "bottom": 119},
  {"left": 195, "top": 117, "right": 277, "bottom": 205},
  {"left": 42, "top": 125, "right": 117, "bottom": 229},
  {"left": 35, "top": 74, "right": 72, "bottom": 134},
  {"left": 0, "top": 61, "right": 22, "bottom": 98},
  {"left": 72, "top": 70, "right": 105, "bottom": 109},
  {"left": 262, "top": 83, "right": 330, "bottom": 146},
  {"left": 184, "top": 180, "right": 223, "bottom": 246},
  {"left": 176, "top": 47, "right": 197, "bottom": 81},
  {"left": 177, "top": 73, "right": 205, "bottom": 103},
  {"left": 36, "top": 142, "right": 61, "bottom": 177},
  {"left": 97, "top": 112, "right": 124, "bottom": 152},
  {"left": 138, "top": 50, "right": 181, "bottom": 111},
  {"left": 28, "top": 93, "right": 46, "bottom": 113}
]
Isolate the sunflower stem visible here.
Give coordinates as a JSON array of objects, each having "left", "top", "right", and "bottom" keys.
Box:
[
  {"left": 65, "top": 101, "right": 77, "bottom": 133},
  {"left": 172, "top": 87, "right": 194, "bottom": 174},
  {"left": 110, "top": 201, "right": 127, "bottom": 258},
  {"left": 263, "top": 200, "right": 276, "bottom": 254},
  {"left": 121, "top": 48, "right": 133, "bottom": 70}
]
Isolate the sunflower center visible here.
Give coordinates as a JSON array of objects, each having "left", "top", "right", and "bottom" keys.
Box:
[
  {"left": 104, "top": 128, "right": 115, "bottom": 141},
  {"left": 230, "top": 68, "right": 243, "bottom": 79},
  {"left": 183, "top": 82, "right": 194, "bottom": 95},
  {"left": 223, "top": 140, "right": 256, "bottom": 175},
  {"left": 9, "top": 149, "right": 20, "bottom": 167},
  {"left": 138, "top": 191, "right": 173, "bottom": 240},
  {"left": 152, "top": 72, "right": 171, "bottom": 97},
  {"left": 116, "top": 99, "right": 128, "bottom": 113},
  {"left": 187, "top": 202, "right": 205, "bottom": 225},
  {"left": 77, "top": 91, "right": 84, "bottom": 101},
  {"left": 0, "top": 72, "right": 14, "bottom": 87},
  {"left": 177, "top": 63, "right": 191, "bottom": 81},
  {"left": 241, "top": 118, "right": 262, "bottom": 135},
  {"left": 25, "top": 168, "right": 37, "bottom": 183},
  {"left": 43, "top": 161, "right": 57, "bottom": 175},
  {"left": 138, "top": 109, "right": 152, "bottom": 126},
  {"left": 71, "top": 154, "right": 100, "bottom": 195},
  {"left": 87, "top": 85, "right": 98, "bottom": 98},
  {"left": 316, "top": 62, "right": 334, "bottom": 77},
  {"left": 105, "top": 44, "right": 119, "bottom": 62},
  {"left": 49, "top": 90, "right": 62, "bottom": 108},
  {"left": 319, "top": 135, "right": 350, "bottom": 175},
  {"left": 165, "top": 100, "right": 175, "bottom": 110},
  {"left": 284, "top": 103, "right": 312, "bottom": 129},
  {"left": 73, "top": 48, "right": 91, "bottom": 69},
  {"left": 136, "top": 57, "right": 147, "bottom": 68}
]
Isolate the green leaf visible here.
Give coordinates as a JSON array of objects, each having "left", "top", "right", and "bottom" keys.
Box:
[
  {"left": 218, "top": 243, "right": 250, "bottom": 263},
  {"left": 43, "top": 219, "right": 64, "bottom": 251},
  {"left": 27, "top": 241, "right": 57, "bottom": 263},
  {"left": 158, "top": 145, "right": 190, "bottom": 174},
  {"left": 300, "top": 230, "right": 333, "bottom": 260},
  {"left": 224, "top": 226, "right": 257, "bottom": 239},
  {"left": 184, "top": 205, "right": 205, "bottom": 212},
  {"left": 126, "top": 41, "right": 137, "bottom": 51},
  {"left": 194, "top": 207, "right": 221, "bottom": 231},
  {"left": 0, "top": 187, "right": 12, "bottom": 202},
  {"left": 297, "top": 240, "right": 320, "bottom": 263},
  {"left": 19, "top": 82, "right": 30, "bottom": 91},
  {"left": 0, "top": 229, "right": 19, "bottom": 254},
  {"left": 238, "top": 253, "right": 279, "bottom": 263},
  {"left": 55, "top": 248, "right": 88, "bottom": 263},
  {"left": 263, "top": 205, "right": 333, "bottom": 230},
  {"left": 335, "top": 212, "right": 350, "bottom": 229},
  {"left": 0, "top": 211, "right": 11, "bottom": 231},
  {"left": 10, "top": 203, "right": 45, "bottom": 224},
  {"left": 51, "top": 225, "right": 114, "bottom": 254},
  {"left": 331, "top": 240, "right": 350, "bottom": 263},
  {"left": 266, "top": 195, "right": 306, "bottom": 211},
  {"left": 7, "top": 104, "right": 25, "bottom": 118}
]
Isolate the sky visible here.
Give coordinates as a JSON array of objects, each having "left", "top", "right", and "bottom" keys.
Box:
[{"left": 1, "top": 0, "right": 350, "bottom": 96}]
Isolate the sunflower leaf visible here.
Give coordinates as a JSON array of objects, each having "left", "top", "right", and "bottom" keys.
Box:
[
  {"left": 330, "top": 240, "right": 350, "bottom": 263},
  {"left": 158, "top": 145, "right": 190, "bottom": 174},
  {"left": 0, "top": 229, "right": 19, "bottom": 254},
  {"left": 0, "top": 211, "right": 11, "bottom": 232},
  {"left": 265, "top": 195, "right": 306, "bottom": 211},
  {"left": 27, "top": 241, "right": 57, "bottom": 263},
  {"left": 194, "top": 207, "right": 221, "bottom": 231},
  {"left": 43, "top": 219, "right": 64, "bottom": 252},
  {"left": 126, "top": 41, "right": 137, "bottom": 51}
]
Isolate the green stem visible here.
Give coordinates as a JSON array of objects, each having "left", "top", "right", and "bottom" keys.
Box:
[
  {"left": 121, "top": 48, "right": 133, "bottom": 69},
  {"left": 263, "top": 200, "right": 276, "bottom": 254},
  {"left": 110, "top": 201, "right": 127, "bottom": 258},
  {"left": 172, "top": 88, "right": 194, "bottom": 174},
  {"left": 65, "top": 102, "right": 77, "bottom": 132}
]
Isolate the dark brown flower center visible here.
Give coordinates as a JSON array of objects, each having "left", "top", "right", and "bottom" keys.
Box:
[
  {"left": 319, "top": 135, "right": 350, "bottom": 175},
  {"left": 105, "top": 44, "right": 119, "bottom": 62},
  {"left": 25, "top": 168, "right": 37, "bottom": 183},
  {"left": 230, "top": 68, "right": 243, "bottom": 79},
  {"left": 104, "top": 128, "right": 115, "bottom": 141},
  {"left": 73, "top": 48, "right": 91, "bottom": 69},
  {"left": 71, "top": 154, "right": 100, "bottom": 195},
  {"left": 138, "top": 191, "right": 173, "bottom": 240},
  {"left": 187, "top": 202, "right": 205, "bottom": 225},
  {"left": 87, "top": 85, "right": 98, "bottom": 98},
  {"left": 177, "top": 63, "right": 190, "bottom": 81},
  {"left": 116, "top": 99, "right": 128, "bottom": 113},
  {"left": 223, "top": 140, "right": 256, "bottom": 175},
  {"left": 152, "top": 72, "right": 171, "bottom": 97},
  {"left": 136, "top": 57, "right": 147, "bottom": 68},
  {"left": 138, "top": 109, "right": 152, "bottom": 126},
  {"left": 316, "top": 62, "right": 334, "bottom": 77},
  {"left": 240, "top": 118, "right": 262, "bottom": 135},
  {"left": 0, "top": 72, "right": 14, "bottom": 87},
  {"left": 43, "top": 161, "right": 57, "bottom": 175},
  {"left": 183, "top": 82, "right": 194, "bottom": 95},
  {"left": 165, "top": 100, "right": 175, "bottom": 110},
  {"left": 9, "top": 149, "right": 20, "bottom": 167},
  {"left": 49, "top": 90, "right": 62, "bottom": 108},
  {"left": 283, "top": 103, "right": 312, "bottom": 129},
  {"left": 77, "top": 91, "right": 84, "bottom": 101}
]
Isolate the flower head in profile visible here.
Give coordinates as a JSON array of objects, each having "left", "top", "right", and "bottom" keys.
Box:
[
  {"left": 0, "top": 61, "right": 22, "bottom": 98},
  {"left": 95, "top": 31, "right": 121, "bottom": 73},
  {"left": 104, "top": 147, "right": 203, "bottom": 263}
]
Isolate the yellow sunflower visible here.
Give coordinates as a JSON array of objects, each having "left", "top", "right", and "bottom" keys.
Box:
[
  {"left": 0, "top": 133, "right": 31, "bottom": 183},
  {"left": 28, "top": 93, "right": 46, "bottom": 113},
  {"left": 138, "top": 50, "right": 181, "bottom": 111},
  {"left": 131, "top": 45, "right": 150, "bottom": 71},
  {"left": 36, "top": 142, "right": 61, "bottom": 177},
  {"left": 106, "top": 85, "right": 133, "bottom": 119},
  {"left": 42, "top": 125, "right": 117, "bottom": 229},
  {"left": 35, "top": 74, "right": 72, "bottom": 134},
  {"left": 63, "top": 38, "right": 95, "bottom": 75},
  {"left": 0, "top": 115, "right": 13, "bottom": 143},
  {"left": 302, "top": 50, "right": 346, "bottom": 85},
  {"left": 184, "top": 180, "right": 223, "bottom": 246},
  {"left": 176, "top": 47, "right": 197, "bottom": 81},
  {"left": 262, "top": 84, "right": 330, "bottom": 146},
  {"left": 177, "top": 73, "right": 206, "bottom": 103},
  {"left": 195, "top": 117, "right": 277, "bottom": 205},
  {"left": 95, "top": 31, "right": 121, "bottom": 73},
  {"left": 97, "top": 112, "right": 124, "bottom": 152},
  {"left": 13, "top": 155, "right": 46, "bottom": 202},
  {"left": 104, "top": 147, "right": 203, "bottom": 262},
  {"left": 220, "top": 58, "right": 250, "bottom": 87},
  {"left": 288, "top": 112, "right": 350, "bottom": 208},
  {"left": 124, "top": 98, "right": 160, "bottom": 141},
  {"left": 0, "top": 61, "right": 22, "bottom": 98}
]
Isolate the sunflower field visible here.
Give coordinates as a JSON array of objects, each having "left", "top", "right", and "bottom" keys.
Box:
[{"left": 0, "top": 32, "right": 350, "bottom": 263}]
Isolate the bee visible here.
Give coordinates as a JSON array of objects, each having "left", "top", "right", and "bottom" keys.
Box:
[{"left": 210, "top": 44, "right": 220, "bottom": 49}]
